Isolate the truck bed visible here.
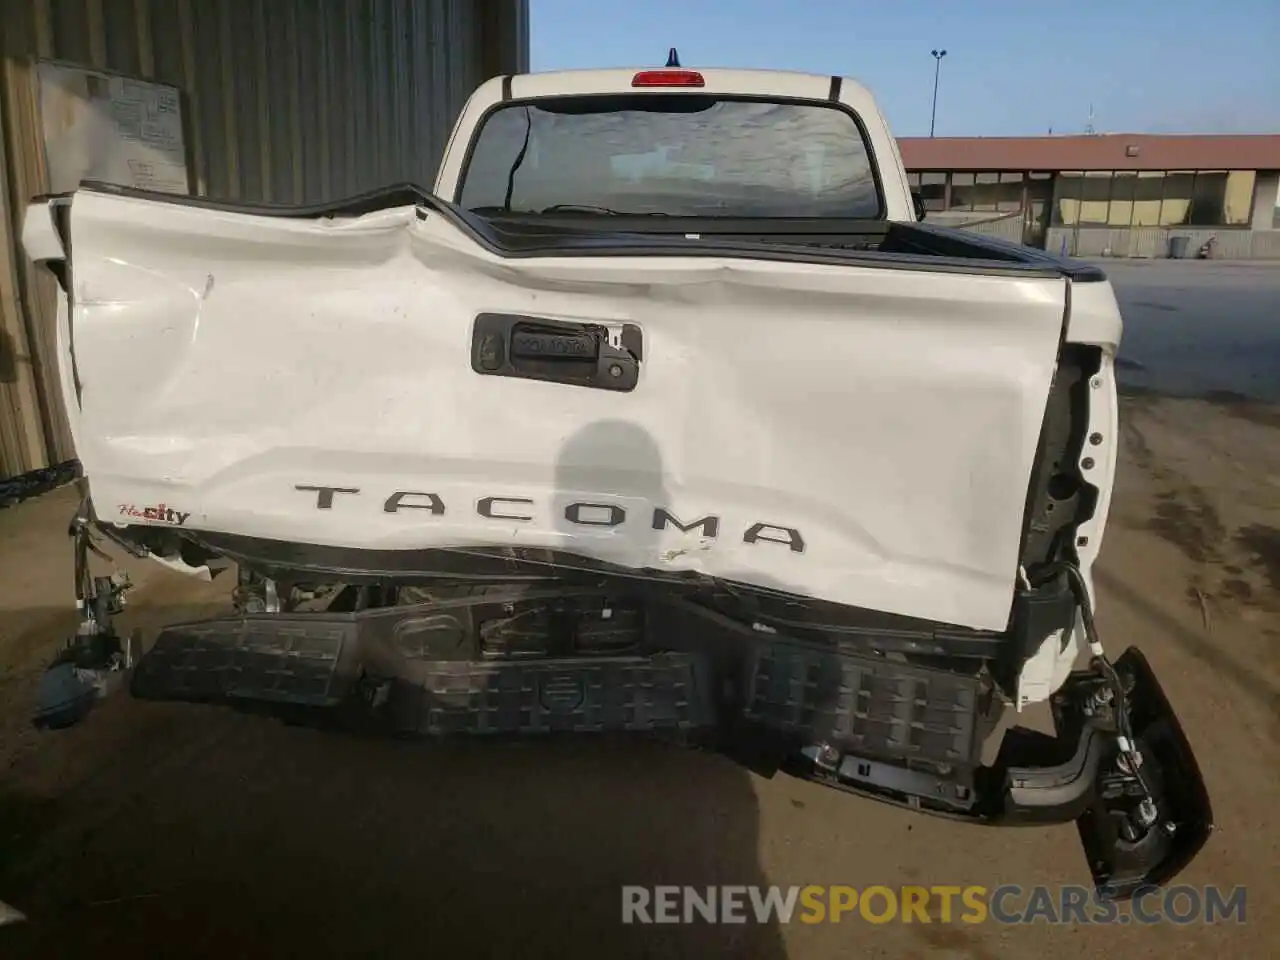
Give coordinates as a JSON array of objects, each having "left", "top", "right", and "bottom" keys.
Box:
[
  {"left": 63, "top": 180, "right": 1102, "bottom": 282},
  {"left": 483, "top": 214, "right": 1104, "bottom": 282}
]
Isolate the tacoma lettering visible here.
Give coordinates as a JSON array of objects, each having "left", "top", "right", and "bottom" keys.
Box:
[
  {"left": 652, "top": 509, "right": 719, "bottom": 538},
  {"left": 564, "top": 502, "right": 625, "bottom": 527},
  {"left": 296, "top": 484, "right": 360, "bottom": 509},
  {"left": 295, "top": 486, "right": 803, "bottom": 550},
  {"left": 743, "top": 522, "right": 805, "bottom": 553},
  {"left": 477, "top": 496, "right": 533, "bottom": 521},
  {"left": 384, "top": 491, "right": 445, "bottom": 515}
]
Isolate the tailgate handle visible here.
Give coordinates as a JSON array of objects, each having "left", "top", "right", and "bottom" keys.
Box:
[
  {"left": 510, "top": 327, "right": 597, "bottom": 362},
  {"left": 471, "top": 313, "right": 642, "bottom": 392}
]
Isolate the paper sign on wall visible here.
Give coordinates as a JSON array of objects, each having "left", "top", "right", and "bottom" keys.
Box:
[{"left": 37, "top": 61, "right": 191, "bottom": 195}]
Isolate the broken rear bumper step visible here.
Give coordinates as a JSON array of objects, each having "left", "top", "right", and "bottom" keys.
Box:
[
  {"left": 131, "top": 618, "right": 711, "bottom": 734},
  {"left": 131, "top": 618, "right": 355, "bottom": 707},
  {"left": 130, "top": 613, "right": 1020, "bottom": 817},
  {"left": 127, "top": 611, "right": 1213, "bottom": 898},
  {"left": 744, "top": 641, "right": 981, "bottom": 768},
  {"left": 130, "top": 613, "right": 983, "bottom": 759}
]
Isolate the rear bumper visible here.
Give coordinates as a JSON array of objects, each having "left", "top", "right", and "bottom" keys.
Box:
[
  {"left": 133, "top": 619, "right": 1098, "bottom": 832},
  {"left": 780, "top": 720, "right": 1111, "bottom": 827},
  {"left": 127, "top": 598, "right": 1211, "bottom": 875},
  {"left": 47, "top": 601, "right": 1203, "bottom": 898}
]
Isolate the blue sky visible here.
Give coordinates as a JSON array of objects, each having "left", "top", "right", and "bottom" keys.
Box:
[{"left": 530, "top": 0, "right": 1280, "bottom": 138}]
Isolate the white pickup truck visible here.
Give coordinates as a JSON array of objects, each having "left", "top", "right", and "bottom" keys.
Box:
[{"left": 22, "top": 58, "right": 1210, "bottom": 895}]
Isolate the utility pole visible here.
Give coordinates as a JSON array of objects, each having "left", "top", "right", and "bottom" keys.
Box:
[{"left": 929, "top": 49, "right": 947, "bottom": 137}]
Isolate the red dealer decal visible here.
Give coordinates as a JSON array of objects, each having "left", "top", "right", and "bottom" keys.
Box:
[{"left": 117, "top": 502, "right": 191, "bottom": 526}]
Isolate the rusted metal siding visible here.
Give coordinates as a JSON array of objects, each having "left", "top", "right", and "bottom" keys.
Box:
[
  {"left": 1, "top": 3, "right": 61, "bottom": 480},
  {"left": 178, "top": 0, "right": 493, "bottom": 203},
  {"left": 0, "top": 82, "right": 50, "bottom": 480},
  {"left": 0, "top": 0, "right": 528, "bottom": 479},
  {"left": 924, "top": 210, "right": 1027, "bottom": 245},
  {"left": 12, "top": 0, "right": 515, "bottom": 201}
]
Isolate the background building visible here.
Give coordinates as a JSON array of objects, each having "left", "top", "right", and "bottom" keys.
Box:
[
  {"left": 0, "top": 0, "right": 529, "bottom": 483},
  {"left": 899, "top": 134, "right": 1280, "bottom": 258}
]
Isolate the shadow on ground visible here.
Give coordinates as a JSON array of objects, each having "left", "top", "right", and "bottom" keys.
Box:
[
  {"left": 0, "top": 417, "right": 793, "bottom": 957},
  {"left": 1, "top": 706, "right": 786, "bottom": 958},
  {"left": 1, "top": 573, "right": 786, "bottom": 960}
]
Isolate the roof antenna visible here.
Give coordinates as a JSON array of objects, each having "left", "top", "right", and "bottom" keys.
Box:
[
  {"left": 1084, "top": 103, "right": 1096, "bottom": 136},
  {"left": 666, "top": 47, "right": 680, "bottom": 68}
]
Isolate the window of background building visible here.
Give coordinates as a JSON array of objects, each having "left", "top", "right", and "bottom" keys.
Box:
[
  {"left": 917, "top": 168, "right": 1253, "bottom": 227},
  {"left": 1132, "top": 172, "right": 1164, "bottom": 226},
  {"left": 1026, "top": 172, "right": 1053, "bottom": 203},
  {"left": 1109, "top": 171, "right": 1136, "bottom": 226},
  {"left": 1222, "top": 171, "right": 1255, "bottom": 225},
  {"left": 1079, "top": 171, "right": 1111, "bottom": 225},
  {"left": 1051, "top": 172, "right": 1083, "bottom": 226},
  {"left": 920, "top": 171, "right": 946, "bottom": 210},
  {"left": 1026, "top": 172, "right": 1052, "bottom": 227},
  {"left": 969, "top": 172, "right": 1000, "bottom": 211},
  {"left": 1159, "top": 171, "right": 1195, "bottom": 225},
  {"left": 1188, "top": 171, "right": 1227, "bottom": 225},
  {"left": 1176, "top": 170, "right": 1254, "bottom": 225},
  {"left": 944, "top": 172, "right": 1025, "bottom": 213},
  {"left": 997, "top": 172, "right": 1024, "bottom": 211}
]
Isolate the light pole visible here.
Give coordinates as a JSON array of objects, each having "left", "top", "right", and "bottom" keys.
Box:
[{"left": 930, "top": 49, "right": 947, "bottom": 137}]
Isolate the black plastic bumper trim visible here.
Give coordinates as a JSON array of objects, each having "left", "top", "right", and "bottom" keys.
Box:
[{"left": 1001, "top": 726, "right": 1106, "bottom": 823}]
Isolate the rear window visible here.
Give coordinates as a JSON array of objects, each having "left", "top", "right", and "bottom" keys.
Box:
[{"left": 457, "top": 94, "right": 882, "bottom": 219}]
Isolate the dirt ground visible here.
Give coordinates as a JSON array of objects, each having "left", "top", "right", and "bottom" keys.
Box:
[{"left": 0, "top": 393, "right": 1277, "bottom": 958}]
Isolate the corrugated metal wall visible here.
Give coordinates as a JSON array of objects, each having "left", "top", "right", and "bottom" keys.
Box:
[
  {"left": 0, "top": 0, "right": 528, "bottom": 479},
  {"left": 925, "top": 210, "right": 1027, "bottom": 245}
]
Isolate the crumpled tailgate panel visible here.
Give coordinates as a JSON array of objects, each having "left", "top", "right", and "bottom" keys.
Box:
[{"left": 59, "top": 187, "right": 1068, "bottom": 631}]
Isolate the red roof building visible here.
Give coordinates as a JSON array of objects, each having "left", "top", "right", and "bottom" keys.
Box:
[
  {"left": 897, "top": 134, "right": 1280, "bottom": 173},
  {"left": 893, "top": 134, "right": 1280, "bottom": 253}
]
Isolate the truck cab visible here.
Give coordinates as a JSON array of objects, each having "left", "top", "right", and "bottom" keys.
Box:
[{"left": 434, "top": 66, "right": 919, "bottom": 222}]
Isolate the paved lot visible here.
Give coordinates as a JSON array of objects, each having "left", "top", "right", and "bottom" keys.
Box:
[
  {"left": 1, "top": 265, "right": 1278, "bottom": 958},
  {"left": 1105, "top": 260, "right": 1280, "bottom": 403}
]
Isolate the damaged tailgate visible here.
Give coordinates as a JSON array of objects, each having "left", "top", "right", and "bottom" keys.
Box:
[{"left": 27, "top": 183, "right": 1070, "bottom": 632}]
